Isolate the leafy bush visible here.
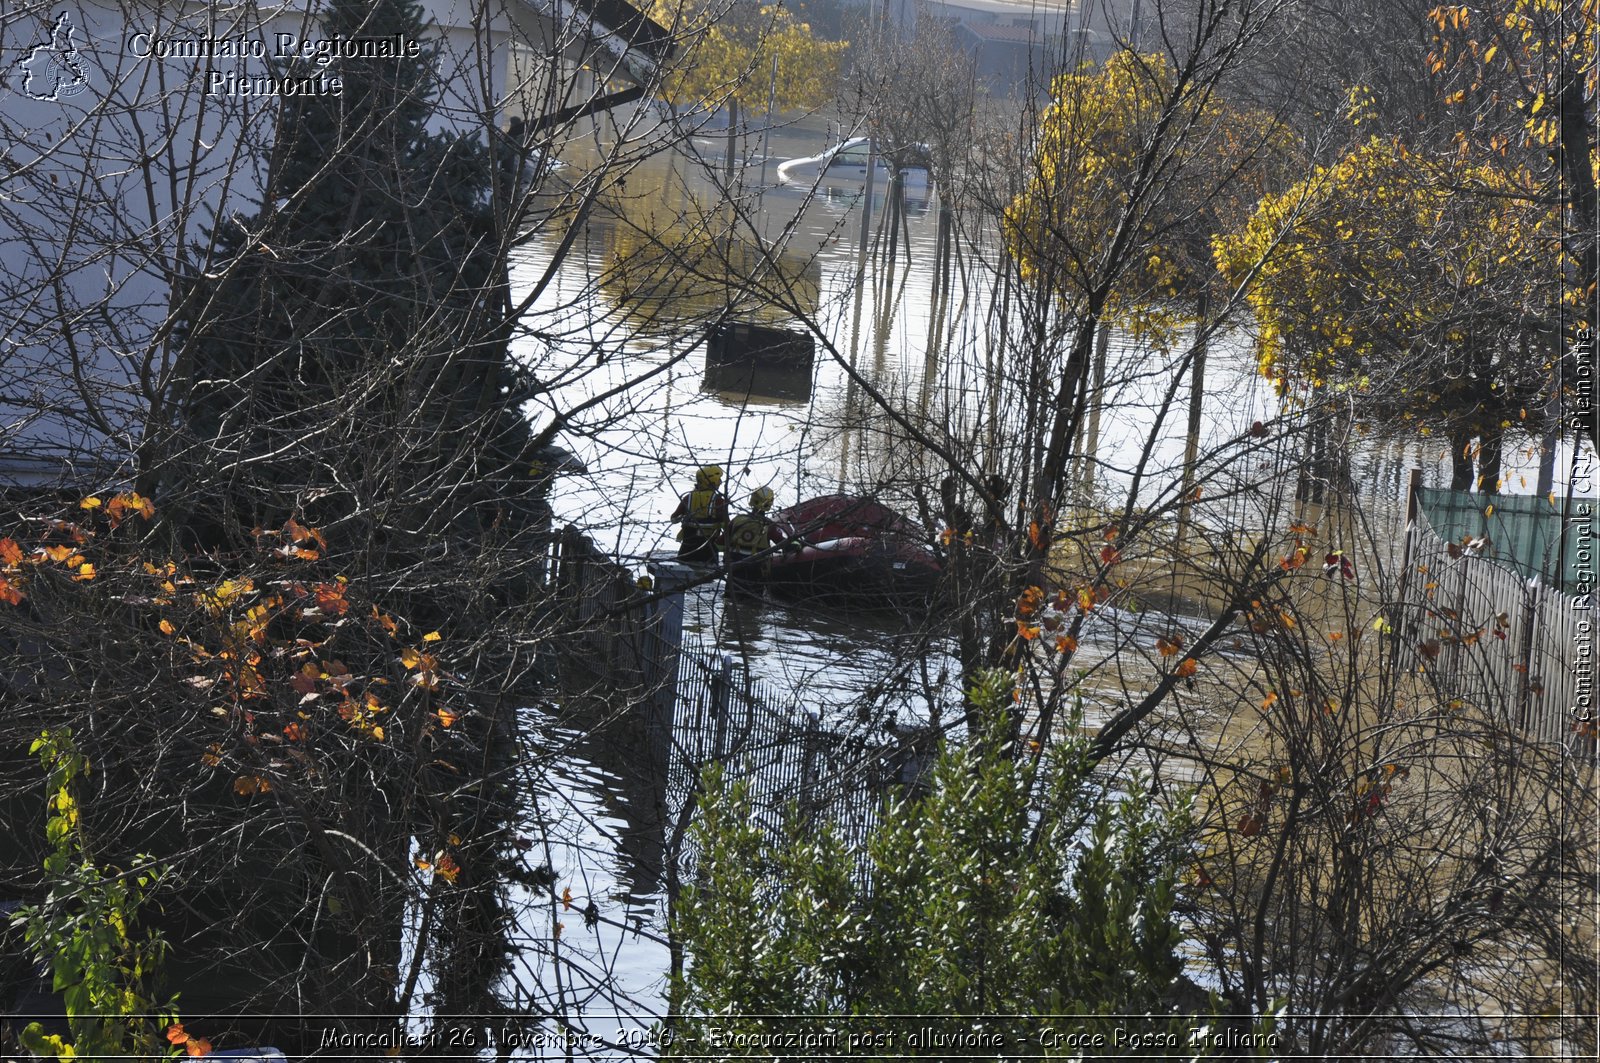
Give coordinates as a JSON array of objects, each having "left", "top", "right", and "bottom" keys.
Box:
[{"left": 669, "top": 673, "right": 1246, "bottom": 1058}]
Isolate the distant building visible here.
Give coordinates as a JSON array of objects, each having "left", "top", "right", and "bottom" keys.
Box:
[
  {"left": 906, "top": 0, "right": 1143, "bottom": 95},
  {"left": 0, "top": 0, "right": 668, "bottom": 488}
]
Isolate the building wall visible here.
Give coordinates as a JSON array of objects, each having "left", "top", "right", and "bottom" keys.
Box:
[{"left": 0, "top": 0, "right": 546, "bottom": 483}]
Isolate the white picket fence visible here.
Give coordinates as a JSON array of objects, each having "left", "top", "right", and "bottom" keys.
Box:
[{"left": 1398, "top": 503, "right": 1596, "bottom": 749}]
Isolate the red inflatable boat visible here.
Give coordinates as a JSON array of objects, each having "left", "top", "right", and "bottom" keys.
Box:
[{"left": 744, "top": 494, "right": 942, "bottom": 607}]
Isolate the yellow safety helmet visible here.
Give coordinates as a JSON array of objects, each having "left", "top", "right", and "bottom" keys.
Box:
[
  {"left": 695, "top": 465, "right": 724, "bottom": 489},
  {"left": 751, "top": 486, "right": 775, "bottom": 512}
]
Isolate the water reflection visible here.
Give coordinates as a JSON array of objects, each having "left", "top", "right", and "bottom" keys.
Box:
[
  {"left": 681, "top": 581, "right": 961, "bottom": 727},
  {"left": 595, "top": 220, "right": 822, "bottom": 337}
]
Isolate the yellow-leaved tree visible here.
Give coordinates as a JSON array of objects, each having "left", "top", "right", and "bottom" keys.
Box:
[
  {"left": 1213, "top": 128, "right": 1568, "bottom": 493},
  {"left": 1427, "top": 1, "right": 1597, "bottom": 338},
  {"left": 645, "top": 0, "right": 846, "bottom": 114},
  {"left": 1003, "top": 51, "right": 1292, "bottom": 341}
]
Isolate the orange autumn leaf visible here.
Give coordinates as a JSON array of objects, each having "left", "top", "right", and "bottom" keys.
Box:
[
  {"left": 0, "top": 538, "right": 22, "bottom": 566},
  {"left": 42, "top": 544, "right": 73, "bottom": 563},
  {"left": 1016, "top": 620, "right": 1041, "bottom": 641},
  {"left": 434, "top": 854, "right": 461, "bottom": 884},
  {"left": 312, "top": 582, "right": 349, "bottom": 616},
  {"left": 186, "top": 1038, "right": 213, "bottom": 1058},
  {"left": 1174, "top": 658, "right": 1199, "bottom": 678},
  {"left": 1054, "top": 634, "right": 1078, "bottom": 653},
  {"left": 232, "top": 774, "right": 271, "bottom": 796},
  {"left": 370, "top": 605, "right": 399, "bottom": 637},
  {"left": 0, "top": 576, "right": 24, "bottom": 606},
  {"left": 159, "top": 619, "right": 176, "bottom": 635},
  {"left": 562, "top": 886, "right": 573, "bottom": 910},
  {"left": 166, "top": 1024, "right": 189, "bottom": 1045},
  {"left": 436, "top": 708, "right": 458, "bottom": 728},
  {"left": 1099, "top": 544, "right": 1121, "bottom": 565},
  {"left": 1156, "top": 635, "right": 1183, "bottom": 658},
  {"left": 105, "top": 493, "right": 155, "bottom": 527},
  {"left": 73, "top": 562, "right": 96, "bottom": 582},
  {"left": 1261, "top": 690, "right": 1279, "bottom": 710},
  {"left": 1027, "top": 521, "right": 1044, "bottom": 548},
  {"left": 284, "top": 517, "right": 314, "bottom": 544},
  {"left": 1076, "top": 587, "right": 1096, "bottom": 612},
  {"left": 283, "top": 723, "right": 305, "bottom": 742}
]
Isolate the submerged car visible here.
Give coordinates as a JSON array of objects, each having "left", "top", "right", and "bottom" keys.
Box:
[{"left": 775, "top": 137, "right": 931, "bottom": 193}]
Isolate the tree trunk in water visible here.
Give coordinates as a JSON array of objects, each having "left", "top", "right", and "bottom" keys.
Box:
[
  {"left": 1449, "top": 429, "right": 1474, "bottom": 491},
  {"left": 1478, "top": 431, "right": 1503, "bottom": 495}
]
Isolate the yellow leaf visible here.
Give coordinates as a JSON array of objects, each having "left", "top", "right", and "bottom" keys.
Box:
[
  {"left": 79, "top": 496, "right": 102, "bottom": 510},
  {"left": 422, "top": 630, "right": 442, "bottom": 642},
  {"left": 159, "top": 619, "right": 176, "bottom": 635},
  {"left": 73, "top": 562, "right": 96, "bottom": 582}
]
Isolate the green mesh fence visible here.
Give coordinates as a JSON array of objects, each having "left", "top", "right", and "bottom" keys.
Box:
[{"left": 1417, "top": 486, "right": 1597, "bottom": 591}]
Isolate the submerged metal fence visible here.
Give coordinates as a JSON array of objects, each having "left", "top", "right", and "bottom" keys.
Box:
[
  {"left": 663, "top": 641, "right": 934, "bottom": 880},
  {"left": 542, "top": 528, "right": 933, "bottom": 883}
]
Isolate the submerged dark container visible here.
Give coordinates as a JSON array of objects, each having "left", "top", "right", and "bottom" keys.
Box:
[{"left": 702, "top": 321, "right": 815, "bottom": 403}]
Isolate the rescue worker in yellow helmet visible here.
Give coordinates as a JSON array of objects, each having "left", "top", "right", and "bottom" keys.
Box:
[
  {"left": 671, "top": 465, "right": 729, "bottom": 563},
  {"left": 724, "top": 485, "right": 788, "bottom": 578}
]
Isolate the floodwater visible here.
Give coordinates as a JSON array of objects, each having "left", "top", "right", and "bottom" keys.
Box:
[
  {"left": 509, "top": 118, "right": 1285, "bottom": 703},
  {"left": 497, "top": 118, "right": 1281, "bottom": 1049},
  {"left": 497, "top": 117, "right": 1586, "bottom": 1053}
]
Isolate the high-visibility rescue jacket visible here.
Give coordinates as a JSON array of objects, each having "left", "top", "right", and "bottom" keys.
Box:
[
  {"left": 681, "top": 488, "right": 724, "bottom": 535},
  {"left": 727, "top": 513, "right": 771, "bottom": 555}
]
